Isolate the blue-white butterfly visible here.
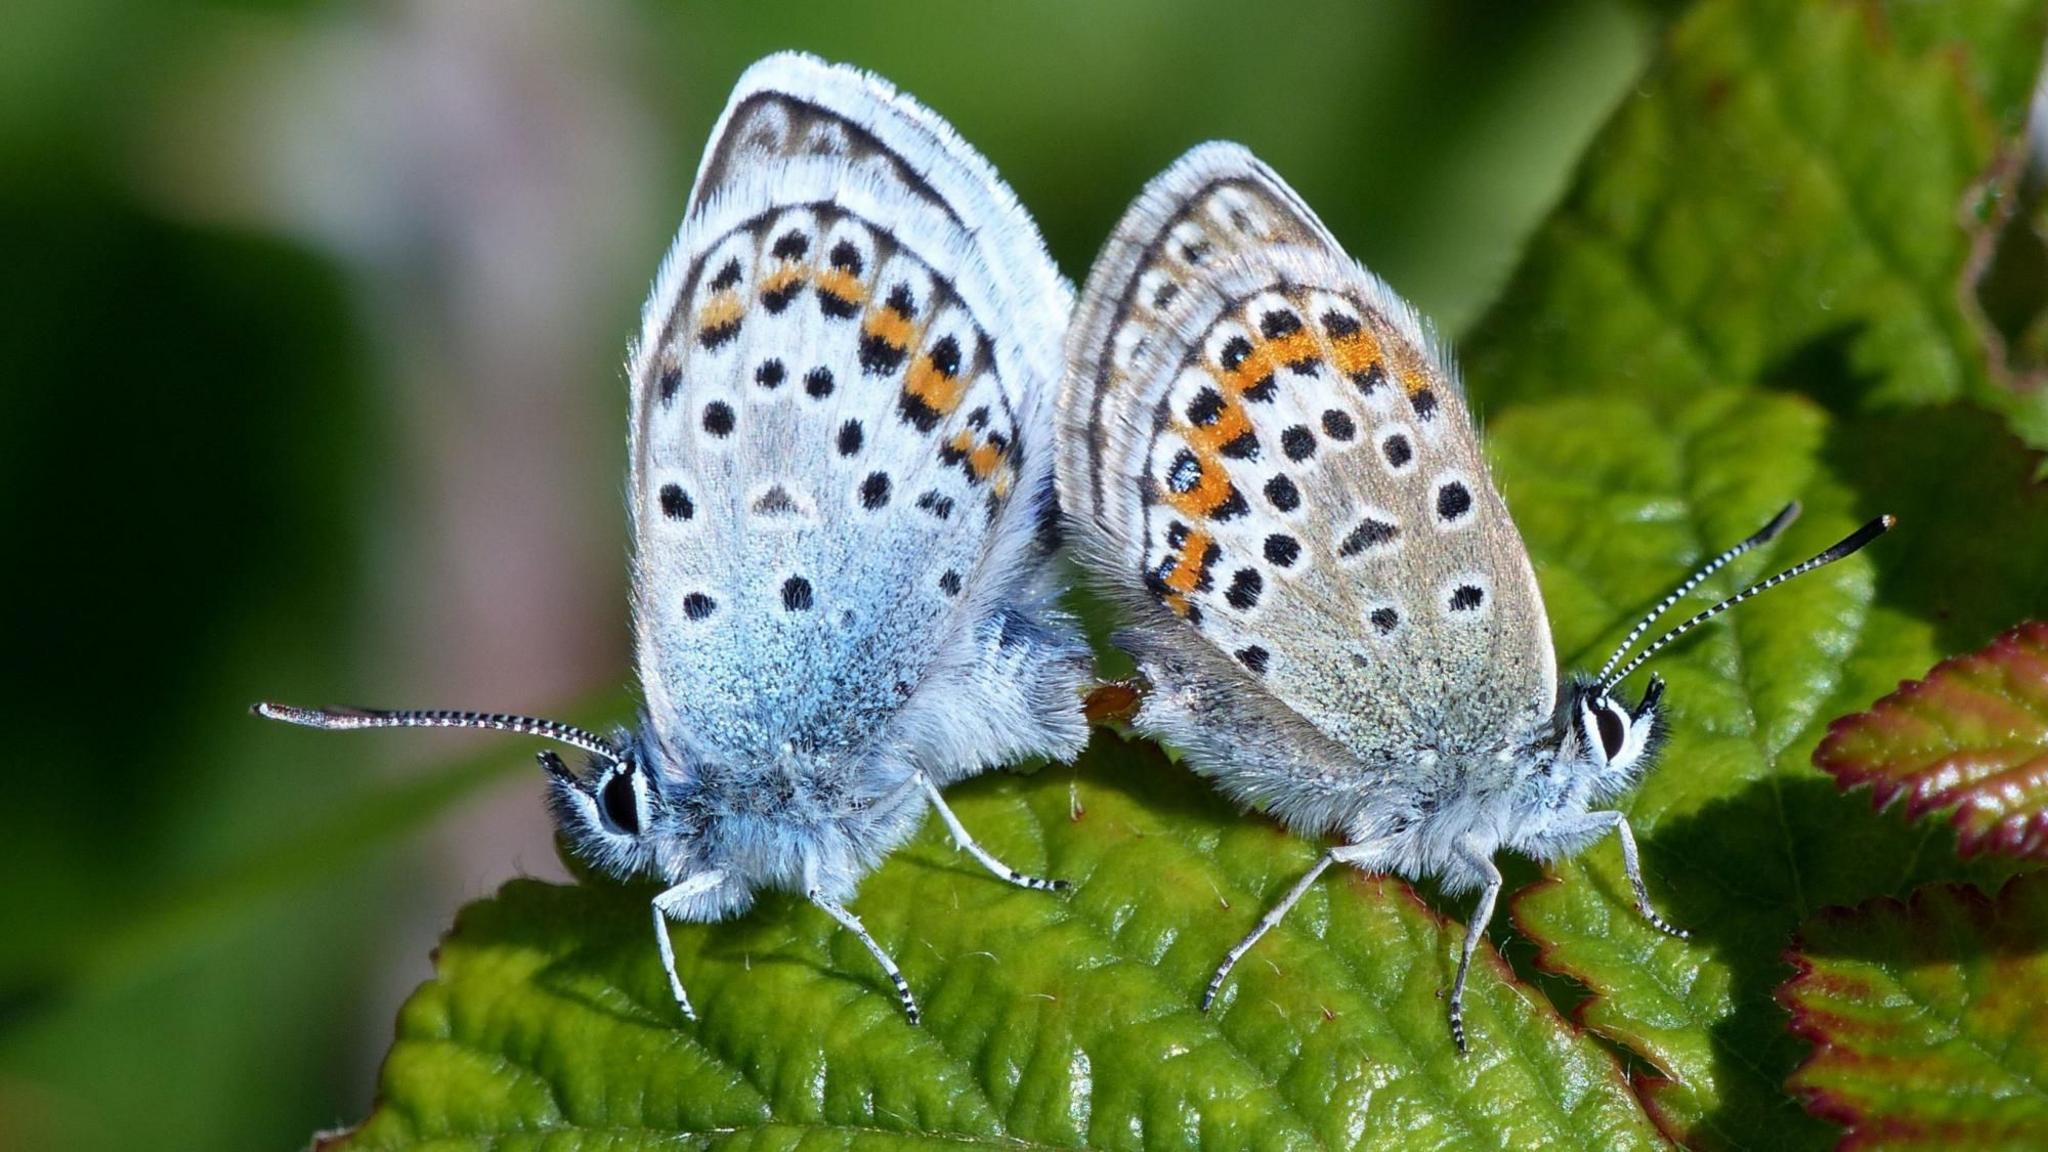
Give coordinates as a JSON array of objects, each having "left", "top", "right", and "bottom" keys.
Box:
[
  {"left": 259, "top": 53, "right": 1090, "bottom": 1023},
  {"left": 1056, "top": 143, "right": 1892, "bottom": 1051}
]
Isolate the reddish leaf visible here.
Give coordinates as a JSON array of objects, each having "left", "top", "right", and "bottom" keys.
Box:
[
  {"left": 1779, "top": 874, "right": 2048, "bottom": 1151},
  {"left": 1815, "top": 621, "right": 2048, "bottom": 860}
]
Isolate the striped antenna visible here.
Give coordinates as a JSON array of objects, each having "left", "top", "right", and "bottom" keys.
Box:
[
  {"left": 1598, "top": 514, "right": 1895, "bottom": 694},
  {"left": 252, "top": 702, "right": 625, "bottom": 766},
  {"left": 1594, "top": 502, "right": 1802, "bottom": 684}
]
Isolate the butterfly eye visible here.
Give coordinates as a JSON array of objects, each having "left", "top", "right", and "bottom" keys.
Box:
[
  {"left": 599, "top": 768, "right": 643, "bottom": 836},
  {"left": 1595, "top": 704, "right": 1629, "bottom": 762}
]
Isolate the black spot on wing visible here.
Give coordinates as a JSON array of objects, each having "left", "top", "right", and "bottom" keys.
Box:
[
  {"left": 659, "top": 484, "right": 692, "bottom": 521},
  {"left": 699, "top": 317, "right": 742, "bottom": 350},
  {"left": 1225, "top": 568, "right": 1263, "bottom": 611},
  {"left": 781, "top": 576, "right": 813, "bottom": 611},
  {"left": 1436, "top": 481, "right": 1473, "bottom": 523},
  {"left": 1382, "top": 433, "right": 1413, "bottom": 469},
  {"left": 1352, "top": 362, "right": 1387, "bottom": 397},
  {"left": 916, "top": 490, "right": 954, "bottom": 520},
  {"left": 860, "top": 333, "right": 907, "bottom": 376},
  {"left": 1339, "top": 518, "right": 1400, "bottom": 557},
  {"left": 1260, "top": 310, "right": 1301, "bottom": 339},
  {"left": 752, "top": 485, "right": 799, "bottom": 517}
]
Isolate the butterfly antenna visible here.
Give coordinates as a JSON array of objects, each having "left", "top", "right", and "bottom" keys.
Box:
[
  {"left": 1599, "top": 513, "right": 1895, "bottom": 693},
  {"left": 1594, "top": 502, "right": 1802, "bottom": 684},
  {"left": 252, "top": 702, "right": 625, "bottom": 766}
]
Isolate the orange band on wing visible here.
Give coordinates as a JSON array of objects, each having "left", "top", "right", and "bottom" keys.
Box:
[
  {"left": 1162, "top": 454, "right": 1235, "bottom": 519},
  {"left": 905, "top": 354, "right": 965, "bottom": 416},
  {"left": 1163, "top": 527, "right": 1215, "bottom": 595}
]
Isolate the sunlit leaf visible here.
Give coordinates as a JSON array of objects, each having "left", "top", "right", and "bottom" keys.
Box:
[
  {"left": 1816, "top": 621, "right": 2048, "bottom": 861},
  {"left": 330, "top": 738, "right": 1669, "bottom": 1152},
  {"left": 1481, "top": 1, "right": 2048, "bottom": 1147}
]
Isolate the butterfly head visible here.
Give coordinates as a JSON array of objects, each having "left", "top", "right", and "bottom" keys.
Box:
[
  {"left": 248, "top": 702, "right": 700, "bottom": 883},
  {"left": 1556, "top": 675, "right": 1667, "bottom": 803},
  {"left": 540, "top": 735, "right": 685, "bottom": 882},
  {"left": 1539, "top": 505, "right": 1895, "bottom": 813}
]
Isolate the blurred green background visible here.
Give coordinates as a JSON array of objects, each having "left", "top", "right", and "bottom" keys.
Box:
[{"left": 0, "top": 2, "right": 1659, "bottom": 1148}]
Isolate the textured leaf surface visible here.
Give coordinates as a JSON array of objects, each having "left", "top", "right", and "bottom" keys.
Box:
[
  {"left": 333, "top": 737, "right": 1668, "bottom": 1152},
  {"left": 1816, "top": 622, "right": 2048, "bottom": 861},
  {"left": 1481, "top": 1, "right": 2048, "bottom": 1148},
  {"left": 1778, "top": 874, "right": 2048, "bottom": 1151},
  {"left": 1466, "top": 0, "right": 2048, "bottom": 448}
]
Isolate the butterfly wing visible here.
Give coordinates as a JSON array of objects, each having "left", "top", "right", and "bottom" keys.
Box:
[
  {"left": 1059, "top": 144, "right": 1556, "bottom": 791},
  {"left": 630, "top": 54, "right": 1083, "bottom": 775}
]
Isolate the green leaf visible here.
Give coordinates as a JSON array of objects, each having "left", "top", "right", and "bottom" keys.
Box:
[
  {"left": 1778, "top": 874, "right": 2048, "bottom": 1150},
  {"left": 1464, "top": 0, "right": 2048, "bottom": 453},
  {"left": 333, "top": 737, "right": 1668, "bottom": 1152},
  {"left": 1816, "top": 621, "right": 2048, "bottom": 861},
  {"left": 1480, "top": 1, "right": 2048, "bottom": 1147}
]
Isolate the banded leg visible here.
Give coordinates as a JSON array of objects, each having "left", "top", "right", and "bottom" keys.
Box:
[
  {"left": 1447, "top": 841, "right": 1503, "bottom": 1055},
  {"left": 809, "top": 891, "right": 920, "bottom": 1024},
  {"left": 1540, "top": 809, "right": 1688, "bottom": 939},
  {"left": 1608, "top": 812, "right": 1688, "bottom": 939},
  {"left": 1201, "top": 842, "right": 1393, "bottom": 1010},
  {"left": 920, "top": 775, "right": 1068, "bottom": 891},
  {"left": 650, "top": 869, "right": 727, "bottom": 1020}
]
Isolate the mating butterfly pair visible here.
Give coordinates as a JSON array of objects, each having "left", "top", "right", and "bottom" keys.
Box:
[{"left": 259, "top": 53, "right": 1888, "bottom": 1051}]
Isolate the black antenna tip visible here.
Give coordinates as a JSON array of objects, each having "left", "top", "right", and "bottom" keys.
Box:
[
  {"left": 1824, "top": 514, "right": 1896, "bottom": 562},
  {"left": 1750, "top": 501, "right": 1801, "bottom": 546}
]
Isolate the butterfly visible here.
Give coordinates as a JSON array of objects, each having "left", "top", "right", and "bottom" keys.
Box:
[
  {"left": 1054, "top": 142, "right": 1892, "bottom": 1051},
  {"left": 257, "top": 52, "right": 1091, "bottom": 1025}
]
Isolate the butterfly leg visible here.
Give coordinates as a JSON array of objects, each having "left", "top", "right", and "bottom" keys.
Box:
[
  {"left": 1202, "top": 853, "right": 1333, "bottom": 1011},
  {"left": 919, "top": 774, "right": 1069, "bottom": 891},
  {"left": 808, "top": 889, "right": 921, "bottom": 1025},
  {"left": 1202, "top": 843, "right": 1385, "bottom": 1011},
  {"left": 1446, "top": 841, "right": 1503, "bottom": 1055},
  {"left": 1602, "top": 810, "right": 1688, "bottom": 939},
  {"left": 650, "top": 869, "right": 726, "bottom": 1021},
  {"left": 1542, "top": 809, "right": 1688, "bottom": 939}
]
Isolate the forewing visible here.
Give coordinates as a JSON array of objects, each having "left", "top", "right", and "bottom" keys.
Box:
[
  {"left": 1059, "top": 144, "right": 1556, "bottom": 767},
  {"left": 630, "top": 54, "right": 1070, "bottom": 769}
]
